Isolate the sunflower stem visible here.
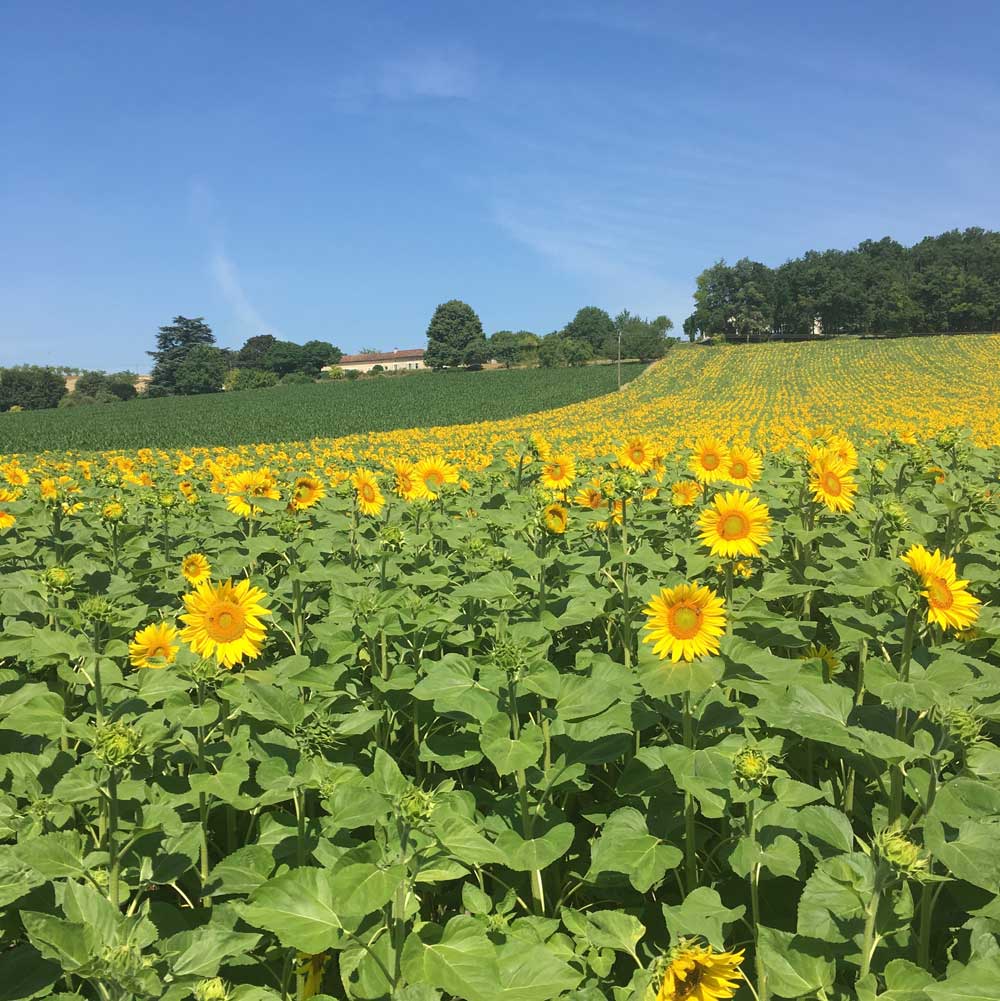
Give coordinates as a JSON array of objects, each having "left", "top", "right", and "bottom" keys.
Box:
[
  {"left": 889, "top": 607, "right": 918, "bottom": 823},
  {"left": 746, "top": 798, "right": 768, "bottom": 1001},
  {"left": 683, "top": 692, "right": 698, "bottom": 892},
  {"left": 621, "top": 496, "right": 631, "bottom": 669}
]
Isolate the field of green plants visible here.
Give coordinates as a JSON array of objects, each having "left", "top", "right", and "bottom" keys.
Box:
[
  {"left": 1, "top": 337, "right": 999, "bottom": 1001},
  {"left": 0, "top": 364, "right": 646, "bottom": 453}
]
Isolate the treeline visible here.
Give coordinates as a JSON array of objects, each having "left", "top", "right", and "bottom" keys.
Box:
[
  {"left": 147, "top": 320, "right": 342, "bottom": 396},
  {"left": 426, "top": 301, "right": 674, "bottom": 369},
  {"left": 685, "top": 227, "right": 1000, "bottom": 341}
]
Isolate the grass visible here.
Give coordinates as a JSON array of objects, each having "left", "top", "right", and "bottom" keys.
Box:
[{"left": 0, "top": 363, "right": 647, "bottom": 453}]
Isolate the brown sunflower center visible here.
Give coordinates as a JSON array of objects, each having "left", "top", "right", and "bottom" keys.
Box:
[
  {"left": 360, "top": 483, "right": 376, "bottom": 502},
  {"left": 729, "top": 460, "right": 747, "bottom": 479},
  {"left": 150, "top": 644, "right": 171, "bottom": 659},
  {"left": 701, "top": 451, "right": 720, "bottom": 470},
  {"left": 822, "top": 471, "right": 842, "bottom": 496},
  {"left": 425, "top": 470, "right": 445, "bottom": 488},
  {"left": 630, "top": 447, "right": 645, "bottom": 463},
  {"left": 669, "top": 603, "right": 703, "bottom": 639},
  {"left": 927, "top": 576, "right": 954, "bottom": 610},
  {"left": 206, "top": 602, "right": 246, "bottom": 642},
  {"left": 720, "top": 511, "right": 750, "bottom": 540},
  {"left": 675, "top": 963, "right": 704, "bottom": 999}
]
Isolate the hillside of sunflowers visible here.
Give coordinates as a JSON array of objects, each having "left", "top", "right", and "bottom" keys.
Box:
[{"left": 1, "top": 333, "right": 1000, "bottom": 1001}]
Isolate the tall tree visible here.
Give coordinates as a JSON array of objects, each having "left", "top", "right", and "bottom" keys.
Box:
[
  {"left": 236, "top": 334, "right": 278, "bottom": 368},
  {"left": 424, "top": 300, "right": 487, "bottom": 369},
  {"left": 148, "top": 316, "right": 215, "bottom": 393},
  {"left": 563, "top": 307, "right": 615, "bottom": 356}
]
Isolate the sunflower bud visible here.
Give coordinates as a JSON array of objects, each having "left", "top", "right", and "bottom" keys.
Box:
[
  {"left": 157, "top": 490, "right": 178, "bottom": 510},
  {"left": 378, "top": 524, "right": 406, "bottom": 553},
  {"left": 398, "top": 786, "right": 436, "bottom": 827},
  {"left": 293, "top": 716, "right": 339, "bottom": 759},
  {"left": 42, "top": 565, "right": 75, "bottom": 591},
  {"left": 80, "top": 595, "right": 116, "bottom": 625},
  {"left": 194, "top": 977, "right": 232, "bottom": 1001},
  {"left": 492, "top": 637, "right": 529, "bottom": 682},
  {"left": 873, "top": 824, "right": 929, "bottom": 881},
  {"left": 881, "top": 500, "right": 909, "bottom": 533},
  {"left": 733, "top": 746, "right": 770, "bottom": 788},
  {"left": 93, "top": 721, "right": 143, "bottom": 768},
  {"left": 940, "top": 707, "right": 984, "bottom": 751}
]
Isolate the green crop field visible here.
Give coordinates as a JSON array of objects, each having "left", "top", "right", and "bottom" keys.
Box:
[{"left": 0, "top": 363, "right": 647, "bottom": 453}]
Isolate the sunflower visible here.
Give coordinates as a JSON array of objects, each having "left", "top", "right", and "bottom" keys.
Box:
[
  {"left": 542, "top": 503, "right": 568, "bottom": 535},
  {"left": 129, "top": 622, "right": 180, "bottom": 670},
  {"left": 671, "top": 480, "right": 703, "bottom": 507},
  {"left": 0, "top": 510, "right": 15, "bottom": 532},
  {"left": 414, "top": 456, "right": 459, "bottom": 499},
  {"left": 808, "top": 452, "right": 858, "bottom": 513},
  {"left": 226, "top": 468, "right": 280, "bottom": 518},
  {"left": 540, "top": 454, "right": 576, "bottom": 491},
  {"left": 180, "top": 578, "right": 271, "bottom": 668},
  {"left": 351, "top": 469, "right": 385, "bottom": 517},
  {"left": 289, "top": 475, "right": 325, "bottom": 511},
  {"left": 618, "top": 436, "right": 653, "bottom": 474},
  {"left": 181, "top": 552, "right": 212, "bottom": 585},
  {"left": 574, "top": 484, "right": 604, "bottom": 510},
  {"left": 392, "top": 461, "right": 426, "bottom": 502},
  {"left": 653, "top": 940, "right": 745, "bottom": 1001},
  {"left": 725, "top": 445, "right": 762, "bottom": 487},
  {"left": 901, "top": 545, "right": 981, "bottom": 631},
  {"left": 689, "top": 437, "right": 728, "bottom": 483},
  {"left": 643, "top": 582, "right": 726, "bottom": 663},
  {"left": 697, "top": 490, "right": 772, "bottom": 558}
]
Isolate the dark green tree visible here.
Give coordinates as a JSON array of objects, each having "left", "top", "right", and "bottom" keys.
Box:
[
  {"left": 148, "top": 316, "right": 216, "bottom": 393},
  {"left": 300, "top": 340, "right": 342, "bottom": 374},
  {"left": 236, "top": 334, "right": 278, "bottom": 368},
  {"left": 173, "top": 345, "right": 227, "bottom": 395},
  {"left": 261, "top": 341, "right": 306, "bottom": 376},
  {"left": 424, "top": 300, "right": 486, "bottom": 369},
  {"left": 488, "top": 330, "right": 539, "bottom": 367},
  {"left": 563, "top": 307, "right": 616, "bottom": 356},
  {"left": 0, "top": 366, "right": 67, "bottom": 411}
]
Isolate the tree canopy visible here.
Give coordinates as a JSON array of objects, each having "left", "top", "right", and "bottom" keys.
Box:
[
  {"left": 148, "top": 316, "right": 216, "bottom": 393},
  {"left": 424, "top": 300, "right": 488, "bottom": 369},
  {"left": 686, "top": 228, "right": 1000, "bottom": 341}
]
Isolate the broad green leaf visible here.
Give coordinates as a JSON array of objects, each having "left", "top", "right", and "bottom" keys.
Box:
[
  {"left": 757, "top": 925, "right": 836, "bottom": 998},
  {"left": 662, "top": 887, "right": 744, "bottom": 949}
]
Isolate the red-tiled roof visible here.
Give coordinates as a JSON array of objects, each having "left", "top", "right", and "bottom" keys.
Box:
[{"left": 340, "top": 348, "right": 425, "bottom": 364}]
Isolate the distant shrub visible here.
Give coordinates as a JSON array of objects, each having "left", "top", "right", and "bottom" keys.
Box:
[
  {"left": 279, "top": 371, "right": 314, "bottom": 386},
  {"left": 321, "top": 366, "right": 344, "bottom": 380},
  {"left": 226, "top": 368, "right": 279, "bottom": 392},
  {"left": 345, "top": 369, "right": 361, "bottom": 381},
  {"left": 0, "top": 366, "right": 67, "bottom": 411},
  {"left": 369, "top": 364, "right": 385, "bottom": 375}
]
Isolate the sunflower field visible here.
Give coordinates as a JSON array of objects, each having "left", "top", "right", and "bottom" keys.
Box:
[{"left": 1, "top": 336, "right": 1000, "bottom": 1001}]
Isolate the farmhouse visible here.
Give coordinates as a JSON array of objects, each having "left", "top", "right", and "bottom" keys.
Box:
[{"left": 332, "top": 349, "right": 426, "bottom": 374}]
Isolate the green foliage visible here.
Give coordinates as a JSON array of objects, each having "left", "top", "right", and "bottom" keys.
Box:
[
  {"left": 609, "top": 311, "right": 675, "bottom": 360},
  {"left": 687, "top": 228, "right": 1000, "bottom": 339},
  {"left": 0, "top": 364, "right": 646, "bottom": 451},
  {"left": 0, "top": 423, "right": 997, "bottom": 999},
  {"left": 563, "top": 306, "right": 616, "bottom": 355},
  {"left": 225, "top": 368, "right": 279, "bottom": 392},
  {"left": 0, "top": 366, "right": 67, "bottom": 411},
  {"left": 425, "top": 300, "right": 488, "bottom": 369},
  {"left": 538, "top": 331, "right": 593, "bottom": 367},
  {"left": 148, "top": 316, "right": 216, "bottom": 393},
  {"left": 488, "top": 330, "right": 540, "bottom": 368},
  {"left": 173, "top": 345, "right": 228, "bottom": 396}
]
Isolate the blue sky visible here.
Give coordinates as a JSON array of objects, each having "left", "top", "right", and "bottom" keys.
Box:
[{"left": 2, "top": 1, "right": 999, "bottom": 371}]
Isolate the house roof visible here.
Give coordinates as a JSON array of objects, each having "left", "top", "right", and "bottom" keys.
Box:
[{"left": 340, "top": 348, "right": 425, "bottom": 364}]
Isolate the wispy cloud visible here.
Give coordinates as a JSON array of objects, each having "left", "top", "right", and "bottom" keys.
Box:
[
  {"left": 189, "top": 180, "right": 277, "bottom": 338},
  {"left": 209, "top": 250, "right": 273, "bottom": 335},
  {"left": 334, "top": 46, "right": 480, "bottom": 110}
]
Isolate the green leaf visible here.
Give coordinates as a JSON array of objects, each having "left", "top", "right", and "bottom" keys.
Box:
[
  {"left": 479, "top": 715, "right": 543, "bottom": 776},
  {"left": 0, "top": 943, "right": 61, "bottom": 1001},
  {"left": 242, "top": 869, "right": 343, "bottom": 954},
  {"left": 587, "top": 808, "right": 682, "bottom": 893},
  {"left": 757, "top": 925, "right": 836, "bottom": 998},
  {"left": 401, "top": 917, "right": 500, "bottom": 1001},
  {"left": 15, "top": 830, "right": 86, "bottom": 879},
  {"left": 926, "top": 955, "right": 1000, "bottom": 999},
  {"left": 495, "top": 823, "right": 574, "bottom": 871},
  {"left": 662, "top": 887, "right": 745, "bottom": 949}
]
